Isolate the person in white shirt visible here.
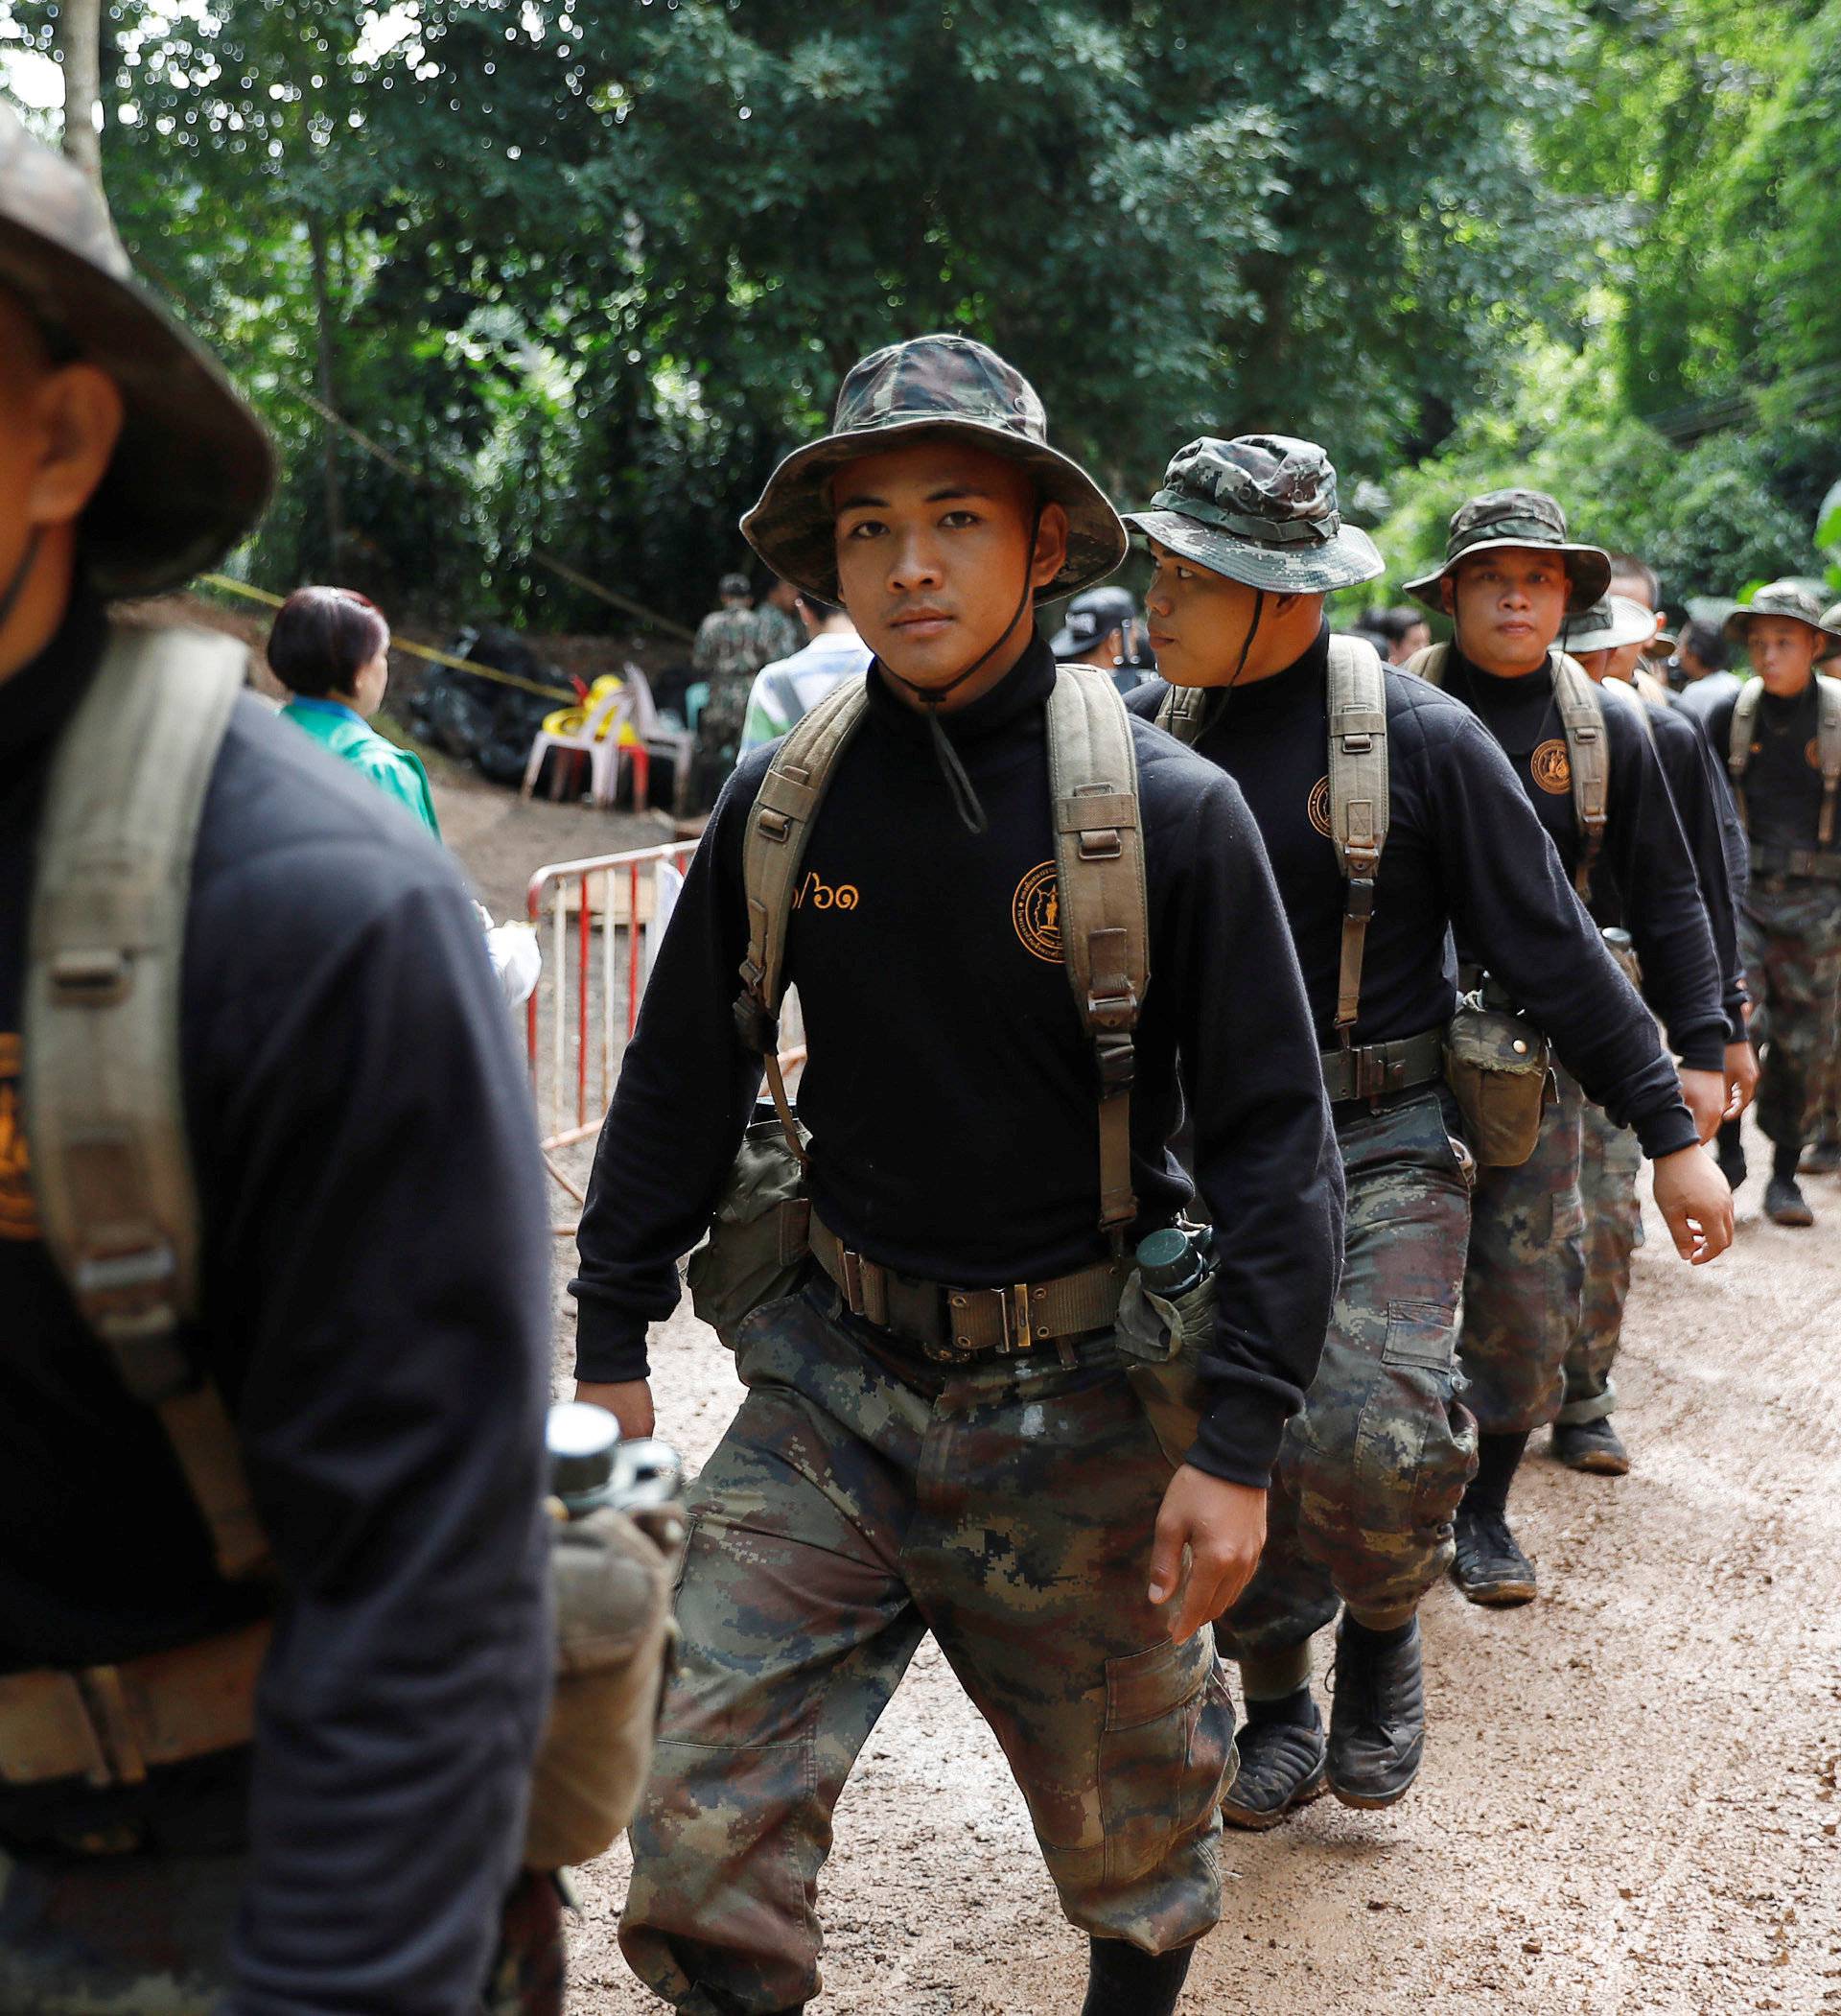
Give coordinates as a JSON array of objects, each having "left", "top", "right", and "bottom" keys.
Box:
[{"left": 737, "top": 588, "right": 873, "bottom": 754}]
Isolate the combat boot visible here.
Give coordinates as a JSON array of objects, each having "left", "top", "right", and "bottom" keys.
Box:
[
  {"left": 1219, "top": 1700, "right": 1328, "bottom": 1831},
  {"left": 1801, "top": 1134, "right": 1841, "bottom": 1177},
  {"left": 1550, "top": 1416, "right": 1629, "bottom": 1475},
  {"left": 1450, "top": 1503, "right": 1536, "bottom": 1606},
  {"left": 1325, "top": 1617, "right": 1424, "bottom": 1810},
  {"left": 1764, "top": 1175, "right": 1815, "bottom": 1227}
]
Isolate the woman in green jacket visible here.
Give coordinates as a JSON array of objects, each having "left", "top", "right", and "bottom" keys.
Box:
[{"left": 270, "top": 586, "right": 440, "bottom": 837}]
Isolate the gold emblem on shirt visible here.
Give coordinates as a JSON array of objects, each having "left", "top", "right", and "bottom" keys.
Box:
[
  {"left": 0, "top": 1034, "right": 39, "bottom": 1241},
  {"left": 1012, "top": 860, "right": 1062, "bottom": 964},
  {"left": 1307, "top": 775, "right": 1333, "bottom": 839},
  {"left": 1530, "top": 738, "right": 1572, "bottom": 795}
]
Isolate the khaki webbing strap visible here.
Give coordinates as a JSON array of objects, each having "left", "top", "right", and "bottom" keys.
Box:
[
  {"left": 24, "top": 625, "right": 268, "bottom": 1584},
  {"left": 1402, "top": 642, "right": 1448, "bottom": 686},
  {"left": 1154, "top": 681, "right": 1213, "bottom": 747},
  {"left": 1816, "top": 673, "right": 1841, "bottom": 849},
  {"left": 1726, "top": 675, "right": 1762, "bottom": 834},
  {"left": 1551, "top": 652, "right": 1608, "bottom": 902},
  {"left": 1325, "top": 636, "right": 1390, "bottom": 1038},
  {"left": 1602, "top": 674, "right": 1657, "bottom": 746},
  {"left": 1048, "top": 666, "right": 1150, "bottom": 1253},
  {"left": 734, "top": 674, "right": 871, "bottom": 1165}
]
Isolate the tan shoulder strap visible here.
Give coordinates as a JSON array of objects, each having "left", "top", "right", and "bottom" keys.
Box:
[
  {"left": 1816, "top": 673, "right": 1841, "bottom": 847},
  {"left": 1602, "top": 675, "right": 1657, "bottom": 745},
  {"left": 1403, "top": 642, "right": 1449, "bottom": 686},
  {"left": 1726, "top": 674, "right": 1763, "bottom": 826},
  {"left": 1551, "top": 651, "right": 1609, "bottom": 901},
  {"left": 1048, "top": 666, "right": 1150, "bottom": 1255},
  {"left": 1325, "top": 636, "right": 1390, "bottom": 1038},
  {"left": 1154, "top": 681, "right": 1212, "bottom": 747},
  {"left": 23, "top": 624, "right": 268, "bottom": 1583},
  {"left": 734, "top": 673, "right": 871, "bottom": 1161}
]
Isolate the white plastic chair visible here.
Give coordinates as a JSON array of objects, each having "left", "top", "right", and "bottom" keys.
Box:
[
  {"left": 520, "top": 681, "right": 636, "bottom": 808},
  {"left": 621, "top": 665, "right": 698, "bottom": 815}
]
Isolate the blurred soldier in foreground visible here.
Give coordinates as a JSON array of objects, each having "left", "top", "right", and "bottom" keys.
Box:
[{"left": 0, "top": 107, "right": 559, "bottom": 2012}]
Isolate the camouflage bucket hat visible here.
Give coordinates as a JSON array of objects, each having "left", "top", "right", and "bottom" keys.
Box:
[
  {"left": 1563, "top": 594, "right": 1658, "bottom": 655},
  {"left": 1723, "top": 579, "right": 1841, "bottom": 648},
  {"left": 0, "top": 105, "right": 272, "bottom": 597},
  {"left": 1122, "top": 435, "right": 1384, "bottom": 595},
  {"left": 1403, "top": 489, "right": 1611, "bottom": 616},
  {"left": 740, "top": 334, "right": 1127, "bottom": 605}
]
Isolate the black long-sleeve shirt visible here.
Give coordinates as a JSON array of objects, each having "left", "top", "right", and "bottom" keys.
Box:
[
  {"left": 571, "top": 637, "right": 1344, "bottom": 1488},
  {"left": 1126, "top": 635, "right": 1697, "bottom": 1160},
  {"left": 0, "top": 595, "right": 553, "bottom": 2015},
  {"left": 1699, "top": 678, "right": 1832, "bottom": 856},
  {"left": 1433, "top": 648, "right": 1727, "bottom": 1070}
]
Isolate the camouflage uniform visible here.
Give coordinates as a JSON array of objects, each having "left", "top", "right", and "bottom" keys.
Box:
[
  {"left": 1456, "top": 1069, "right": 1587, "bottom": 1436},
  {"left": 1557, "top": 1100, "right": 1643, "bottom": 1427},
  {"left": 1740, "top": 878, "right": 1841, "bottom": 1150},
  {"left": 620, "top": 1285, "right": 1233, "bottom": 2015},
  {"left": 1216, "top": 1090, "right": 1477, "bottom": 1656},
  {"left": 693, "top": 605, "right": 774, "bottom": 772}
]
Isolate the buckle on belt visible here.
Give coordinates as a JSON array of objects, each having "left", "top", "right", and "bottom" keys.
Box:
[{"left": 999, "top": 1283, "right": 1035, "bottom": 1354}]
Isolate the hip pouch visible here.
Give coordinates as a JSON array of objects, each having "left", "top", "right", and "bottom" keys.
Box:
[
  {"left": 1443, "top": 998, "right": 1553, "bottom": 1168},
  {"left": 685, "top": 1111, "right": 811, "bottom": 1349},
  {"left": 1112, "top": 1254, "right": 1221, "bottom": 1471}
]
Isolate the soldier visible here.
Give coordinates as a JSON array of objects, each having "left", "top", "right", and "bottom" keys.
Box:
[
  {"left": 1554, "top": 594, "right": 1755, "bottom": 1473},
  {"left": 755, "top": 575, "right": 806, "bottom": 666},
  {"left": 692, "top": 571, "right": 774, "bottom": 780},
  {"left": 571, "top": 335, "right": 1343, "bottom": 2016},
  {"left": 1050, "top": 583, "right": 1155, "bottom": 692},
  {"left": 1696, "top": 583, "right": 1841, "bottom": 1225},
  {"left": 1800, "top": 605, "right": 1841, "bottom": 1177},
  {"left": 1122, "top": 438, "right": 1728, "bottom": 1824},
  {"left": 0, "top": 109, "right": 558, "bottom": 2010},
  {"left": 1401, "top": 492, "right": 1732, "bottom": 1603}
]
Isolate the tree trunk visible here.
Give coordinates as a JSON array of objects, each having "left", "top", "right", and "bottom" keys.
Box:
[
  {"left": 57, "top": 0, "right": 105, "bottom": 194},
  {"left": 306, "top": 214, "right": 346, "bottom": 572}
]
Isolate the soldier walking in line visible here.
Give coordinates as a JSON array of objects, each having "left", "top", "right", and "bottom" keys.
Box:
[
  {"left": 1695, "top": 584, "right": 1841, "bottom": 1226},
  {"left": 1796, "top": 604, "right": 1841, "bottom": 1177},
  {"left": 692, "top": 571, "right": 778, "bottom": 782},
  {"left": 1401, "top": 492, "right": 1732, "bottom": 1604},
  {"left": 1550, "top": 591, "right": 1755, "bottom": 1473},
  {"left": 1122, "top": 438, "right": 1730, "bottom": 1826},
  {"left": 571, "top": 336, "right": 1343, "bottom": 2016},
  {"left": 0, "top": 108, "right": 558, "bottom": 2012}
]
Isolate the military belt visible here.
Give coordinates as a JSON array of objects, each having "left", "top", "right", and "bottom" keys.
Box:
[
  {"left": 809, "top": 1211, "right": 1128, "bottom": 1363},
  {"left": 1748, "top": 841, "right": 1841, "bottom": 882},
  {"left": 0, "top": 1621, "right": 269, "bottom": 1791},
  {"left": 1320, "top": 1027, "right": 1446, "bottom": 1105}
]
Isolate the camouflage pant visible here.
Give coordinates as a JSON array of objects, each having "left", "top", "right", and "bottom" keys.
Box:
[
  {"left": 1456, "top": 1067, "right": 1586, "bottom": 1437},
  {"left": 1216, "top": 1089, "right": 1477, "bottom": 1659},
  {"left": 620, "top": 1282, "right": 1231, "bottom": 2016},
  {"left": 0, "top": 1847, "right": 559, "bottom": 2014},
  {"left": 696, "top": 673, "right": 754, "bottom": 766},
  {"left": 1738, "top": 876, "right": 1841, "bottom": 1151},
  {"left": 1558, "top": 1103, "right": 1643, "bottom": 1426}
]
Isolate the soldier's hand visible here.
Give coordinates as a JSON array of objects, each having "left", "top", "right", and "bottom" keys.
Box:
[
  {"left": 1677, "top": 1067, "right": 1726, "bottom": 1143},
  {"left": 574, "top": 1379, "right": 657, "bottom": 1440},
  {"left": 1149, "top": 1465, "right": 1267, "bottom": 1644},
  {"left": 1722, "top": 1040, "right": 1759, "bottom": 1119},
  {"left": 1651, "top": 1145, "right": 1734, "bottom": 1264}
]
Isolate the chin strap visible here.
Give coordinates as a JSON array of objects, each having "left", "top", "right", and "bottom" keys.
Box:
[
  {"left": 0, "top": 529, "right": 46, "bottom": 645},
  {"left": 877, "top": 507, "right": 1046, "bottom": 838}
]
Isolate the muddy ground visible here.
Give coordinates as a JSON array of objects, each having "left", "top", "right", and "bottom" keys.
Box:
[{"left": 440, "top": 779, "right": 1841, "bottom": 2016}]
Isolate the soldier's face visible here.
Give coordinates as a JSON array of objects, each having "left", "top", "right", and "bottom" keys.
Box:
[
  {"left": 831, "top": 440, "right": 1067, "bottom": 695},
  {"left": 1143, "top": 539, "right": 1317, "bottom": 685},
  {"left": 1744, "top": 616, "right": 1820, "bottom": 696},
  {"left": 1443, "top": 549, "right": 1568, "bottom": 674},
  {"left": 1575, "top": 642, "right": 1645, "bottom": 685}
]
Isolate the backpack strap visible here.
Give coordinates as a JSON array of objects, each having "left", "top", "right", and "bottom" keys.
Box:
[
  {"left": 1403, "top": 642, "right": 1448, "bottom": 686},
  {"left": 1325, "top": 636, "right": 1390, "bottom": 1041},
  {"left": 1726, "top": 677, "right": 1763, "bottom": 832},
  {"left": 1154, "top": 681, "right": 1212, "bottom": 747},
  {"left": 23, "top": 624, "right": 269, "bottom": 1584},
  {"left": 1551, "top": 651, "right": 1609, "bottom": 902},
  {"left": 1047, "top": 666, "right": 1150, "bottom": 1255},
  {"left": 734, "top": 674, "right": 871, "bottom": 1161},
  {"left": 1816, "top": 672, "right": 1841, "bottom": 848}
]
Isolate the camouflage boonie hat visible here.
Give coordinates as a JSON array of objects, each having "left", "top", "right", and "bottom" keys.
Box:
[
  {"left": 740, "top": 334, "right": 1127, "bottom": 604},
  {"left": 1723, "top": 580, "right": 1841, "bottom": 648},
  {"left": 1122, "top": 435, "right": 1384, "bottom": 594},
  {"left": 1403, "top": 489, "right": 1611, "bottom": 615},
  {"left": 0, "top": 105, "right": 272, "bottom": 598}
]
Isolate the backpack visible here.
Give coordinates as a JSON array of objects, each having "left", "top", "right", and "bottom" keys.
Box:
[
  {"left": 1410, "top": 642, "right": 1610, "bottom": 901},
  {"left": 23, "top": 623, "right": 268, "bottom": 1583},
  {"left": 732, "top": 664, "right": 1151, "bottom": 1255},
  {"left": 1727, "top": 672, "right": 1841, "bottom": 848},
  {"left": 1158, "top": 634, "right": 1389, "bottom": 1041}
]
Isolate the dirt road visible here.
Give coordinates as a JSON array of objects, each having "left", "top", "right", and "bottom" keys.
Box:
[{"left": 443, "top": 780, "right": 1840, "bottom": 2014}]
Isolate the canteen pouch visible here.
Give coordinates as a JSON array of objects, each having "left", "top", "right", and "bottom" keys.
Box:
[
  {"left": 1443, "top": 999, "right": 1552, "bottom": 1169},
  {"left": 686, "top": 1113, "right": 811, "bottom": 1349},
  {"left": 524, "top": 1502, "right": 684, "bottom": 1871},
  {"left": 1113, "top": 1259, "right": 1220, "bottom": 1470}
]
